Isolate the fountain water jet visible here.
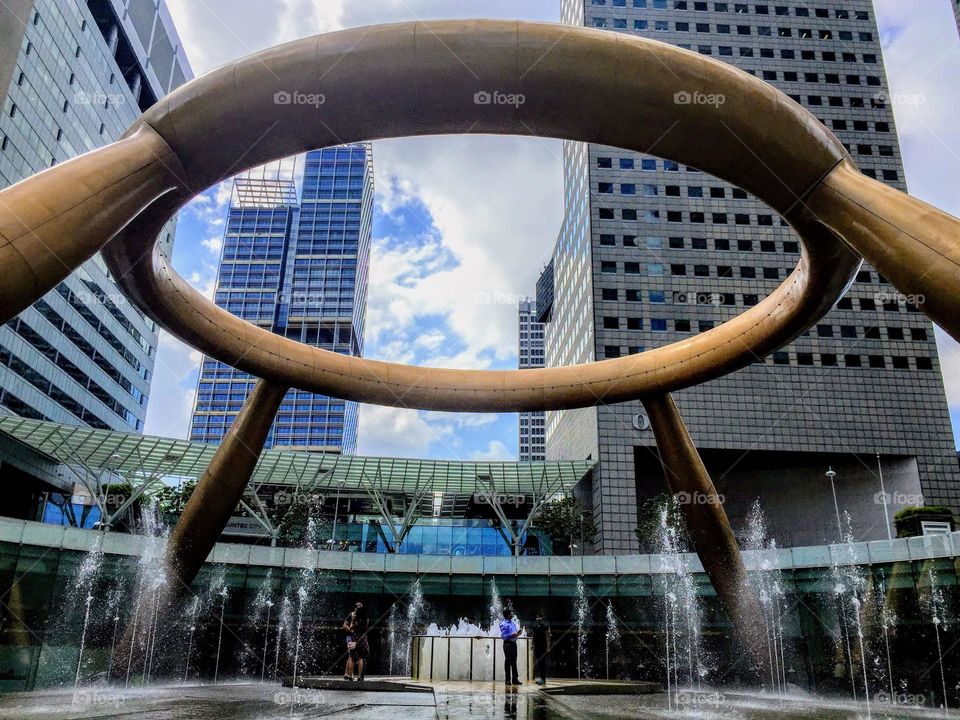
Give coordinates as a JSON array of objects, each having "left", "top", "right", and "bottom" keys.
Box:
[
  {"left": 388, "top": 578, "right": 425, "bottom": 675},
  {"left": 71, "top": 537, "right": 103, "bottom": 688},
  {"left": 73, "top": 591, "right": 94, "bottom": 689},
  {"left": 387, "top": 604, "right": 398, "bottom": 675},
  {"left": 119, "top": 502, "right": 171, "bottom": 687},
  {"left": 182, "top": 596, "right": 200, "bottom": 684},
  {"left": 292, "top": 586, "right": 306, "bottom": 688},
  {"left": 574, "top": 578, "right": 590, "bottom": 679},
  {"left": 107, "top": 614, "right": 120, "bottom": 680},
  {"left": 213, "top": 585, "right": 228, "bottom": 684},
  {"left": 744, "top": 501, "right": 788, "bottom": 695},
  {"left": 876, "top": 569, "right": 897, "bottom": 702},
  {"left": 276, "top": 596, "right": 292, "bottom": 680},
  {"left": 828, "top": 511, "right": 877, "bottom": 717},
  {"left": 925, "top": 566, "right": 950, "bottom": 711},
  {"left": 488, "top": 579, "right": 503, "bottom": 633},
  {"left": 284, "top": 518, "right": 322, "bottom": 686},
  {"left": 261, "top": 599, "right": 274, "bottom": 682},
  {"left": 653, "top": 500, "right": 705, "bottom": 705},
  {"left": 246, "top": 570, "right": 274, "bottom": 680},
  {"left": 605, "top": 600, "right": 620, "bottom": 680}
]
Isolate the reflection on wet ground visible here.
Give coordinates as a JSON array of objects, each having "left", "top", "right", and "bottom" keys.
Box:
[
  {"left": 437, "top": 682, "right": 960, "bottom": 720},
  {"left": 437, "top": 684, "right": 554, "bottom": 720},
  {"left": 0, "top": 679, "right": 956, "bottom": 719}
]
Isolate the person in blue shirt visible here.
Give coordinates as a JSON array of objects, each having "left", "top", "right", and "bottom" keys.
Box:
[{"left": 499, "top": 608, "right": 522, "bottom": 686}]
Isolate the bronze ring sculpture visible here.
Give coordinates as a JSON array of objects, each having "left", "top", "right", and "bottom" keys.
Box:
[
  {"left": 2, "top": 20, "right": 958, "bottom": 413},
  {"left": 1, "top": 20, "right": 958, "bottom": 678}
]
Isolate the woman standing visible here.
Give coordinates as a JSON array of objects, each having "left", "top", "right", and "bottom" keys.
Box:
[{"left": 341, "top": 601, "right": 370, "bottom": 681}]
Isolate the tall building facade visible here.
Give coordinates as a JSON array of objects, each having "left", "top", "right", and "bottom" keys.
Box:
[
  {"left": 518, "top": 299, "right": 546, "bottom": 461},
  {"left": 0, "top": 0, "right": 191, "bottom": 432},
  {"left": 543, "top": 0, "right": 959, "bottom": 552},
  {"left": 190, "top": 145, "right": 373, "bottom": 453}
]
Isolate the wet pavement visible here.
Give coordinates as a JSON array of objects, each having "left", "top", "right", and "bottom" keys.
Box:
[
  {"left": 0, "top": 682, "right": 435, "bottom": 720},
  {"left": 0, "top": 679, "right": 955, "bottom": 719}
]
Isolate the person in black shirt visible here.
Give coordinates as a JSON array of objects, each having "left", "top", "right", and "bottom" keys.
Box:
[
  {"left": 341, "top": 601, "right": 370, "bottom": 681},
  {"left": 532, "top": 613, "right": 550, "bottom": 685}
]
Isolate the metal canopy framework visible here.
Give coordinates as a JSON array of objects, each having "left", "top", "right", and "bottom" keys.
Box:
[
  {"left": 0, "top": 417, "right": 594, "bottom": 493},
  {"left": 0, "top": 418, "right": 595, "bottom": 544},
  {"left": 359, "top": 466, "right": 433, "bottom": 553}
]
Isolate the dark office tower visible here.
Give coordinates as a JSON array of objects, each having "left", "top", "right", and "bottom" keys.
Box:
[
  {"left": 542, "top": 0, "right": 958, "bottom": 552},
  {"left": 190, "top": 145, "right": 373, "bottom": 453},
  {"left": 518, "top": 299, "right": 546, "bottom": 461},
  {"left": 0, "top": 0, "right": 191, "bottom": 432}
]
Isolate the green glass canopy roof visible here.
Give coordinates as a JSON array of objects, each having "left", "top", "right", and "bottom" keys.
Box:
[{"left": 0, "top": 417, "right": 594, "bottom": 496}]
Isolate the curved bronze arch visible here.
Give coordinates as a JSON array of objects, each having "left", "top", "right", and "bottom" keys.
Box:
[
  {"left": 2, "top": 20, "right": 957, "bottom": 413},
  {"left": 1, "top": 20, "right": 958, "bottom": 682}
]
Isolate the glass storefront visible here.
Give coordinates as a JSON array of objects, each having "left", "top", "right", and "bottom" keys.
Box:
[{"left": 320, "top": 518, "right": 548, "bottom": 556}]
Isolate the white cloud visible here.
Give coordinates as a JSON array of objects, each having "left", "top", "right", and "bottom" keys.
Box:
[
  {"left": 366, "top": 135, "right": 562, "bottom": 366},
  {"left": 468, "top": 440, "right": 513, "bottom": 461},
  {"left": 355, "top": 406, "right": 504, "bottom": 459},
  {"left": 874, "top": 0, "right": 960, "bottom": 214},
  {"left": 364, "top": 235, "right": 452, "bottom": 346},
  {"left": 188, "top": 267, "right": 217, "bottom": 300},
  {"left": 355, "top": 405, "right": 449, "bottom": 457},
  {"left": 201, "top": 235, "right": 223, "bottom": 255},
  {"left": 414, "top": 330, "right": 446, "bottom": 352},
  {"left": 185, "top": 183, "right": 233, "bottom": 225},
  {"left": 935, "top": 327, "right": 960, "bottom": 419},
  {"left": 873, "top": 0, "right": 960, "bottom": 439},
  {"left": 422, "top": 412, "right": 498, "bottom": 429},
  {"left": 143, "top": 331, "right": 202, "bottom": 439},
  {"left": 373, "top": 340, "right": 416, "bottom": 365},
  {"left": 273, "top": 0, "right": 346, "bottom": 45},
  {"left": 167, "top": 1, "right": 558, "bottom": 76}
]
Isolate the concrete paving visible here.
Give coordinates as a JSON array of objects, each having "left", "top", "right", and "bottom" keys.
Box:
[
  {"left": 0, "top": 682, "right": 435, "bottom": 720},
  {"left": 0, "top": 679, "right": 954, "bottom": 719}
]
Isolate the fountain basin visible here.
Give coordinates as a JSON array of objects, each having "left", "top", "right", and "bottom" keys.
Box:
[{"left": 411, "top": 635, "right": 533, "bottom": 682}]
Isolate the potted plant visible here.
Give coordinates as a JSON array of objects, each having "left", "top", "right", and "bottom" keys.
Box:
[{"left": 894, "top": 506, "right": 955, "bottom": 538}]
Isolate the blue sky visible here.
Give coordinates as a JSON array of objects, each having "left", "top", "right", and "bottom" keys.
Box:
[{"left": 144, "top": 0, "right": 960, "bottom": 458}]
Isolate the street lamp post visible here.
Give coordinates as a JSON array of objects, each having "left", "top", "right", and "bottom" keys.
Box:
[
  {"left": 580, "top": 511, "right": 586, "bottom": 556},
  {"left": 100, "top": 453, "right": 123, "bottom": 531},
  {"left": 876, "top": 453, "right": 892, "bottom": 540},
  {"left": 825, "top": 466, "right": 843, "bottom": 542},
  {"left": 330, "top": 477, "right": 344, "bottom": 549}
]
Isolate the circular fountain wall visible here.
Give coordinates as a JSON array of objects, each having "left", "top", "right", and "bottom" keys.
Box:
[{"left": 411, "top": 635, "right": 533, "bottom": 683}]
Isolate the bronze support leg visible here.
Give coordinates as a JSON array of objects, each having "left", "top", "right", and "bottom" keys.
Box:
[
  {"left": 642, "top": 393, "right": 769, "bottom": 680},
  {"left": 163, "top": 379, "right": 287, "bottom": 591},
  {"left": 112, "top": 379, "right": 287, "bottom": 678}
]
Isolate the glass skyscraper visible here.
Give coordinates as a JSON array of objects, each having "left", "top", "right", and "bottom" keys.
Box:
[
  {"left": 0, "top": 0, "right": 191, "bottom": 432},
  {"left": 518, "top": 299, "right": 546, "bottom": 461},
  {"left": 541, "top": 0, "right": 959, "bottom": 552},
  {"left": 190, "top": 145, "right": 373, "bottom": 453}
]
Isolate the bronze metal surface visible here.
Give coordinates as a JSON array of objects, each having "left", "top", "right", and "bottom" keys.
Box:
[
  {"left": 644, "top": 394, "right": 769, "bottom": 675},
  {"left": 1, "top": 22, "right": 956, "bottom": 409},
  {"left": 112, "top": 378, "right": 287, "bottom": 677}
]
